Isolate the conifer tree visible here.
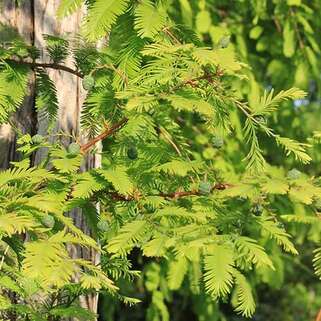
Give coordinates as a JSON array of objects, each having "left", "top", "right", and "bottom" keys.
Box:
[{"left": 0, "top": 1, "right": 321, "bottom": 320}]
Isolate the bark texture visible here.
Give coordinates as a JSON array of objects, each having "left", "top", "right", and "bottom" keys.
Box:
[
  {"left": 0, "top": 0, "right": 37, "bottom": 167},
  {"left": 1, "top": 0, "right": 100, "bottom": 315}
]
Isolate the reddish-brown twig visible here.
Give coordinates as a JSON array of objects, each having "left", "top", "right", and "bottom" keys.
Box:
[
  {"left": 315, "top": 309, "right": 321, "bottom": 321},
  {"left": 104, "top": 183, "right": 234, "bottom": 202},
  {"left": 80, "top": 117, "right": 128, "bottom": 154},
  {"left": 157, "top": 182, "right": 233, "bottom": 199}
]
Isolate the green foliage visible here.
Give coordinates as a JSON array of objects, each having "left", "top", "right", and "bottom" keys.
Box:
[
  {"left": 204, "top": 245, "right": 235, "bottom": 297},
  {"left": 83, "top": 0, "right": 130, "bottom": 41},
  {"left": 35, "top": 69, "right": 59, "bottom": 127},
  {"left": 57, "top": 0, "right": 83, "bottom": 18},
  {"left": 44, "top": 34, "right": 69, "bottom": 64},
  {"left": 0, "top": 62, "right": 28, "bottom": 123},
  {"left": 1, "top": 0, "right": 321, "bottom": 320},
  {"left": 134, "top": 0, "right": 168, "bottom": 39},
  {"left": 233, "top": 271, "right": 256, "bottom": 317},
  {"left": 0, "top": 147, "right": 119, "bottom": 320}
]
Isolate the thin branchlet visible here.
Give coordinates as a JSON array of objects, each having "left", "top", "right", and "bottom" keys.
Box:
[{"left": 4, "top": 58, "right": 84, "bottom": 78}]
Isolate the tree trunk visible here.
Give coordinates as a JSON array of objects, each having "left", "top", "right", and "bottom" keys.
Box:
[
  {"left": 0, "top": 0, "right": 100, "bottom": 316},
  {"left": 0, "top": 0, "right": 37, "bottom": 167}
]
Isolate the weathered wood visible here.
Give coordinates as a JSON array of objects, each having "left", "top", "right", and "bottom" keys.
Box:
[
  {"left": 0, "top": 0, "right": 37, "bottom": 168},
  {"left": 1, "top": 0, "right": 101, "bottom": 316},
  {"left": 33, "top": 0, "right": 101, "bottom": 314}
]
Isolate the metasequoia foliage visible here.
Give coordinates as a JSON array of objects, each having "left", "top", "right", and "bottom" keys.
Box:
[{"left": 1, "top": 0, "right": 321, "bottom": 320}]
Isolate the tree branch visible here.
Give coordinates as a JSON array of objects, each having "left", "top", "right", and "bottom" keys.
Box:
[
  {"left": 290, "top": 9, "right": 305, "bottom": 50},
  {"left": 273, "top": 17, "right": 282, "bottom": 33},
  {"left": 105, "top": 183, "right": 233, "bottom": 202},
  {"left": 5, "top": 58, "right": 84, "bottom": 78},
  {"left": 315, "top": 309, "right": 321, "bottom": 321},
  {"left": 170, "top": 70, "right": 221, "bottom": 92},
  {"left": 157, "top": 183, "right": 233, "bottom": 198},
  {"left": 80, "top": 117, "right": 129, "bottom": 154}
]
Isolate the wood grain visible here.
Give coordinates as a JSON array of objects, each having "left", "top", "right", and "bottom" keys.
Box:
[
  {"left": 0, "top": 0, "right": 37, "bottom": 168},
  {"left": 1, "top": 0, "right": 101, "bottom": 315}
]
